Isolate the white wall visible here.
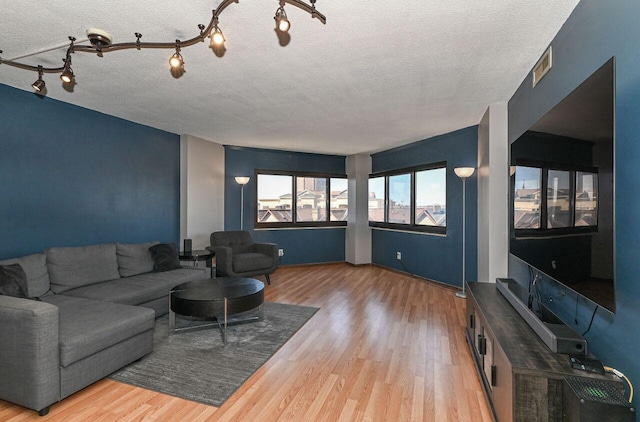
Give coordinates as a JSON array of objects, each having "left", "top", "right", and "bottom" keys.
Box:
[
  {"left": 477, "top": 103, "right": 509, "bottom": 282},
  {"left": 346, "top": 154, "right": 372, "bottom": 265},
  {"left": 180, "top": 135, "right": 225, "bottom": 250}
]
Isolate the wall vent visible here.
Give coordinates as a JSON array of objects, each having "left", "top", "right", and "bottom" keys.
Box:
[{"left": 532, "top": 46, "right": 552, "bottom": 87}]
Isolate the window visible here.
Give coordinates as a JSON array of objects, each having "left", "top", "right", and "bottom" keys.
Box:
[
  {"left": 514, "top": 166, "right": 541, "bottom": 229},
  {"left": 547, "top": 170, "right": 571, "bottom": 228},
  {"left": 296, "top": 177, "right": 326, "bottom": 222},
  {"left": 388, "top": 174, "right": 411, "bottom": 224},
  {"left": 513, "top": 164, "right": 599, "bottom": 234},
  {"left": 257, "top": 174, "right": 292, "bottom": 224},
  {"left": 575, "top": 171, "right": 598, "bottom": 227},
  {"left": 330, "top": 178, "right": 348, "bottom": 222},
  {"left": 368, "top": 177, "right": 385, "bottom": 222},
  {"left": 368, "top": 162, "right": 446, "bottom": 234},
  {"left": 415, "top": 168, "right": 446, "bottom": 227},
  {"left": 256, "top": 171, "right": 347, "bottom": 228}
]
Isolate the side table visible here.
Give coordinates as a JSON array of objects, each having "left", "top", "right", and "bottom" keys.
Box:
[{"left": 179, "top": 249, "right": 214, "bottom": 277}]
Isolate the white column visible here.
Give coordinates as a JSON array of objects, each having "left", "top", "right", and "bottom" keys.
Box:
[
  {"left": 346, "top": 154, "right": 372, "bottom": 265},
  {"left": 180, "top": 135, "right": 225, "bottom": 250},
  {"left": 477, "top": 103, "right": 509, "bottom": 282}
]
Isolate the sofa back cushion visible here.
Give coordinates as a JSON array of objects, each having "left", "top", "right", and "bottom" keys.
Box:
[
  {"left": 46, "top": 244, "right": 121, "bottom": 293},
  {"left": 0, "top": 253, "right": 50, "bottom": 297},
  {"left": 211, "top": 230, "right": 254, "bottom": 254},
  {"left": 116, "top": 241, "right": 159, "bottom": 277}
]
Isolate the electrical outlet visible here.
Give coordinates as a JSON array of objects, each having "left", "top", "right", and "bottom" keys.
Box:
[
  {"left": 396, "top": 251, "right": 402, "bottom": 260},
  {"left": 278, "top": 249, "right": 284, "bottom": 257}
]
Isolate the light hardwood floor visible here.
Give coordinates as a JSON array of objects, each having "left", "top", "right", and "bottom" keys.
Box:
[{"left": 0, "top": 264, "right": 493, "bottom": 421}]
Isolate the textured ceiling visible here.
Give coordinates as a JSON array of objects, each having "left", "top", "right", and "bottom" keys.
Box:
[{"left": 0, "top": 0, "right": 580, "bottom": 155}]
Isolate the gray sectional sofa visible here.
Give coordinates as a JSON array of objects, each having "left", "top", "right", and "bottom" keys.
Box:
[{"left": 0, "top": 242, "right": 206, "bottom": 416}]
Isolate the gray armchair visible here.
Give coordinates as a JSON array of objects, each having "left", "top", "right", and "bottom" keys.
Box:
[{"left": 206, "top": 231, "right": 278, "bottom": 285}]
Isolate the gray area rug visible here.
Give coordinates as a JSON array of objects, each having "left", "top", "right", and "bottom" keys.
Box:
[{"left": 109, "top": 302, "right": 319, "bottom": 407}]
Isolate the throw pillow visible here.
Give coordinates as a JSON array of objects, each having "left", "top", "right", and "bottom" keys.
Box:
[
  {"left": 148, "top": 243, "right": 181, "bottom": 273},
  {"left": 0, "top": 263, "right": 28, "bottom": 298}
]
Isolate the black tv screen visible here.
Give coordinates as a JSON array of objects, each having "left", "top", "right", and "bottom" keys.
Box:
[{"left": 510, "top": 57, "right": 615, "bottom": 313}]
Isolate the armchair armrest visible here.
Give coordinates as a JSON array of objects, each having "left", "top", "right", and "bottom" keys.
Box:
[
  {"left": 253, "top": 242, "right": 278, "bottom": 261},
  {"left": 0, "top": 296, "right": 60, "bottom": 412},
  {"left": 208, "top": 245, "right": 233, "bottom": 276}
]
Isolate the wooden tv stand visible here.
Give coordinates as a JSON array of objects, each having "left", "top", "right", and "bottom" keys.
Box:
[{"left": 465, "top": 282, "right": 619, "bottom": 421}]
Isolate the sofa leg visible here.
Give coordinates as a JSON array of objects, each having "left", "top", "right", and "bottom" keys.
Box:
[
  {"left": 265, "top": 274, "right": 271, "bottom": 285},
  {"left": 38, "top": 406, "right": 51, "bottom": 416}
]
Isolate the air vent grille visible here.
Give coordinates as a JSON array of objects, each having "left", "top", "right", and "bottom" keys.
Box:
[{"left": 532, "top": 46, "right": 552, "bottom": 87}]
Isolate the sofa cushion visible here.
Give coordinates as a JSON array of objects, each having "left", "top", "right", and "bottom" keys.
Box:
[
  {"left": 148, "top": 243, "right": 181, "bottom": 272},
  {"left": 116, "top": 241, "right": 159, "bottom": 277},
  {"left": 40, "top": 294, "right": 154, "bottom": 368},
  {"left": 46, "top": 244, "right": 121, "bottom": 293},
  {"left": 233, "top": 252, "right": 274, "bottom": 273},
  {"left": 0, "top": 264, "right": 28, "bottom": 298},
  {"left": 0, "top": 253, "right": 50, "bottom": 297},
  {"left": 60, "top": 267, "right": 206, "bottom": 306}
]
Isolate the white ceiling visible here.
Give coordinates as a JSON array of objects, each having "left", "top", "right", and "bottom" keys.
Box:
[{"left": 0, "top": 0, "right": 580, "bottom": 155}]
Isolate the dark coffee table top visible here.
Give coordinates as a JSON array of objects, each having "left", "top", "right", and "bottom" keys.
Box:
[{"left": 170, "top": 277, "right": 264, "bottom": 318}]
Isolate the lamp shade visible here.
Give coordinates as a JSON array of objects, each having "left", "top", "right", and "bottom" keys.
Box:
[
  {"left": 235, "top": 176, "right": 250, "bottom": 185},
  {"left": 454, "top": 167, "right": 475, "bottom": 179}
]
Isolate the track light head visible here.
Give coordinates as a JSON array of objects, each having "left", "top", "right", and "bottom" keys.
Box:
[
  {"left": 169, "top": 41, "right": 184, "bottom": 69},
  {"left": 169, "top": 52, "right": 183, "bottom": 68},
  {"left": 32, "top": 66, "right": 46, "bottom": 92},
  {"left": 32, "top": 78, "right": 46, "bottom": 92},
  {"left": 60, "top": 68, "right": 74, "bottom": 83},
  {"left": 275, "top": 7, "right": 290, "bottom": 32},
  {"left": 60, "top": 58, "right": 74, "bottom": 84},
  {"left": 210, "top": 26, "right": 225, "bottom": 47}
]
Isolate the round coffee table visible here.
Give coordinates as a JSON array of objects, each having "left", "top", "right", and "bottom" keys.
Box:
[{"left": 169, "top": 277, "right": 265, "bottom": 345}]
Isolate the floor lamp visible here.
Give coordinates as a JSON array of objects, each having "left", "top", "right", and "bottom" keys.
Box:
[
  {"left": 454, "top": 167, "right": 475, "bottom": 299},
  {"left": 235, "top": 176, "right": 250, "bottom": 230}
]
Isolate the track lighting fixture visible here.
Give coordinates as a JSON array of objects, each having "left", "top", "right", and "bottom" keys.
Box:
[
  {"left": 275, "top": 3, "right": 291, "bottom": 33},
  {"left": 31, "top": 65, "right": 45, "bottom": 92},
  {"left": 0, "top": 0, "right": 327, "bottom": 94},
  {"left": 169, "top": 42, "right": 184, "bottom": 69}
]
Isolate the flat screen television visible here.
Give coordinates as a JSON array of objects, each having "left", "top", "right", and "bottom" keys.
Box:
[{"left": 510, "top": 57, "right": 615, "bottom": 314}]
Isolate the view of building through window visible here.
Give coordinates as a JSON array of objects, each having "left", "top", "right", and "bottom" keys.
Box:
[
  {"left": 575, "top": 171, "right": 598, "bottom": 226},
  {"left": 257, "top": 173, "right": 348, "bottom": 225},
  {"left": 368, "top": 165, "right": 447, "bottom": 230},
  {"left": 330, "top": 178, "right": 349, "bottom": 222},
  {"left": 368, "top": 177, "right": 385, "bottom": 222},
  {"left": 514, "top": 166, "right": 598, "bottom": 230},
  {"left": 547, "top": 170, "right": 571, "bottom": 228},
  {"left": 257, "top": 174, "right": 293, "bottom": 224},
  {"left": 514, "top": 166, "right": 542, "bottom": 229},
  {"left": 388, "top": 174, "right": 411, "bottom": 224},
  {"left": 415, "top": 168, "right": 446, "bottom": 226}
]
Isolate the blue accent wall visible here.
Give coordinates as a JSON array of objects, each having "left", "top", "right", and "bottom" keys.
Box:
[
  {"left": 0, "top": 84, "right": 181, "bottom": 260},
  {"left": 370, "top": 126, "right": 478, "bottom": 287},
  {"left": 508, "top": 0, "right": 640, "bottom": 410},
  {"left": 224, "top": 146, "right": 346, "bottom": 265}
]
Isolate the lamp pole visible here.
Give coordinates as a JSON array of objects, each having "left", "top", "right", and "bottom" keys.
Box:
[{"left": 454, "top": 167, "right": 475, "bottom": 299}]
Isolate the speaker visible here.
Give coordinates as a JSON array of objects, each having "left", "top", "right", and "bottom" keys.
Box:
[
  {"left": 563, "top": 376, "right": 635, "bottom": 422},
  {"left": 183, "top": 239, "right": 192, "bottom": 253}
]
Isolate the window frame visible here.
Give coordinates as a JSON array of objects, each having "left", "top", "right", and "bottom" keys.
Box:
[
  {"left": 512, "top": 159, "right": 599, "bottom": 237},
  {"left": 255, "top": 170, "right": 348, "bottom": 229},
  {"left": 368, "top": 161, "right": 447, "bottom": 235}
]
